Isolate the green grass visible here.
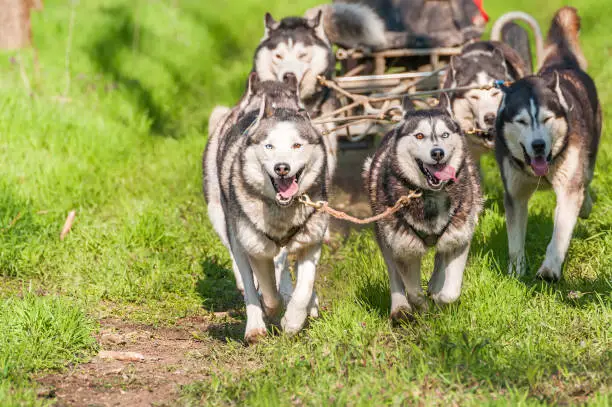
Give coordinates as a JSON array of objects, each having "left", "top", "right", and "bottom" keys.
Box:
[{"left": 0, "top": 0, "right": 610, "bottom": 405}]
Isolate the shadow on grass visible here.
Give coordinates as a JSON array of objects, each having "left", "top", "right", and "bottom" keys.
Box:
[{"left": 196, "top": 257, "right": 243, "bottom": 312}]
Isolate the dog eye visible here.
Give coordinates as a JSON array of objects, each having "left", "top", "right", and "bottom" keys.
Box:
[
  {"left": 470, "top": 95, "right": 480, "bottom": 101},
  {"left": 516, "top": 118, "right": 529, "bottom": 126},
  {"left": 265, "top": 144, "right": 274, "bottom": 150},
  {"left": 292, "top": 143, "right": 302, "bottom": 149},
  {"left": 441, "top": 132, "right": 450, "bottom": 138},
  {"left": 491, "top": 91, "right": 501, "bottom": 97},
  {"left": 543, "top": 116, "right": 554, "bottom": 124},
  {"left": 414, "top": 133, "right": 425, "bottom": 140},
  {"left": 297, "top": 52, "right": 309, "bottom": 60},
  {"left": 274, "top": 53, "right": 283, "bottom": 60}
]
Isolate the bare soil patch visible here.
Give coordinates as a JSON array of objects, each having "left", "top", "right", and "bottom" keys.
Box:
[{"left": 38, "top": 316, "right": 256, "bottom": 407}]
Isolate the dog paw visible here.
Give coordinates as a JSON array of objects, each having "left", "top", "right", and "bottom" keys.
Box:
[
  {"left": 308, "top": 304, "right": 319, "bottom": 319},
  {"left": 430, "top": 291, "right": 461, "bottom": 306},
  {"left": 244, "top": 328, "right": 267, "bottom": 345},
  {"left": 281, "top": 310, "right": 308, "bottom": 335},
  {"left": 536, "top": 264, "right": 561, "bottom": 282},
  {"left": 390, "top": 305, "right": 414, "bottom": 324},
  {"left": 508, "top": 260, "right": 526, "bottom": 277}
]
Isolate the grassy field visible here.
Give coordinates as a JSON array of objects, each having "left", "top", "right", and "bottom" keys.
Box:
[{"left": 0, "top": 0, "right": 609, "bottom": 405}]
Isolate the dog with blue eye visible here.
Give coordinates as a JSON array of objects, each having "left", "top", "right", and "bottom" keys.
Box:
[{"left": 363, "top": 96, "right": 483, "bottom": 321}]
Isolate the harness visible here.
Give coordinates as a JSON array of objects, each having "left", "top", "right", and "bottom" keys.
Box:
[{"left": 262, "top": 208, "right": 316, "bottom": 247}]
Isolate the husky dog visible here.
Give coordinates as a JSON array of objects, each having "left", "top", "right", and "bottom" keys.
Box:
[
  {"left": 204, "top": 80, "right": 330, "bottom": 343},
  {"left": 444, "top": 40, "right": 530, "bottom": 162},
  {"left": 254, "top": 3, "right": 388, "bottom": 117},
  {"left": 364, "top": 98, "right": 482, "bottom": 319},
  {"left": 204, "top": 73, "right": 303, "bottom": 296},
  {"left": 253, "top": 5, "right": 383, "bottom": 177},
  {"left": 495, "top": 7, "right": 601, "bottom": 281}
]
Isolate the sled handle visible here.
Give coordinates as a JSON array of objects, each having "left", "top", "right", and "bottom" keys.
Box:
[{"left": 490, "top": 11, "right": 544, "bottom": 71}]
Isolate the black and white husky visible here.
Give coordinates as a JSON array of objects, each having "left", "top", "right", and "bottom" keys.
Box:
[
  {"left": 444, "top": 39, "right": 530, "bottom": 162},
  {"left": 253, "top": 3, "right": 388, "bottom": 117},
  {"left": 495, "top": 7, "right": 601, "bottom": 281},
  {"left": 364, "top": 98, "right": 482, "bottom": 320},
  {"left": 204, "top": 74, "right": 330, "bottom": 343}
]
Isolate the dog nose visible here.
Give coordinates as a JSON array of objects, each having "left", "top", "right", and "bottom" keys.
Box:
[
  {"left": 484, "top": 113, "right": 496, "bottom": 126},
  {"left": 430, "top": 148, "right": 445, "bottom": 162},
  {"left": 274, "top": 163, "right": 291, "bottom": 177},
  {"left": 532, "top": 139, "right": 546, "bottom": 155}
]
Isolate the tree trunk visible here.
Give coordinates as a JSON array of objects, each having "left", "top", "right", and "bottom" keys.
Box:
[{"left": 0, "top": 0, "right": 44, "bottom": 50}]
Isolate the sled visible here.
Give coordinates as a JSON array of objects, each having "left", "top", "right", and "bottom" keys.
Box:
[{"left": 320, "top": 7, "right": 543, "bottom": 148}]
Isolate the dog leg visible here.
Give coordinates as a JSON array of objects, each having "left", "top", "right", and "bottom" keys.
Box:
[
  {"left": 307, "top": 291, "right": 319, "bottom": 318},
  {"left": 274, "top": 248, "right": 293, "bottom": 305},
  {"left": 505, "top": 191, "right": 531, "bottom": 276},
  {"left": 229, "top": 236, "right": 266, "bottom": 344},
  {"left": 537, "top": 188, "right": 583, "bottom": 282},
  {"left": 395, "top": 256, "right": 426, "bottom": 311},
  {"left": 380, "top": 243, "right": 412, "bottom": 321},
  {"left": 249, "top": 255, "right": 283, "bottom": 319},
  {"left": 282, "top": 244, "right": 321, "bottom": 335},
  {"left": 579, "top": 186, "right": 593, "bottom": 219},
  {"left": 428, "top": 244, "right": 470, "bottom": 305}
]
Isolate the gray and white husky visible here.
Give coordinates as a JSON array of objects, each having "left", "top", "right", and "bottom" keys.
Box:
[
  {"left": 495, "top": 7, "right": 601, "bottom": 281},
  {"left": 364, "top": 97, "right": 482, "bottom": 320},
  {"left": 444, "top": 39, "right": 530, "bottom": 163},
  {"left": 204, "top": 74, "right": 330, "bottom": 343},
  {"left": 253, "top": 3, "right": 388, "bottom": 117}
]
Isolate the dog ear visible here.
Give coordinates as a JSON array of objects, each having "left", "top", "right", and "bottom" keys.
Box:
[
  {"left": 547, "top": 71, "right": 570, "bottom": 112},
  {"left": 438, "top": 92, "right": 455, "bottom": 118},
  {"left": 449, "top": 56, "right": 462, "bottom": 84},
  {"left": 492, "top": 48, "right": 512, "bottom": 80},
  {"left": 401, "top": 96, "right": 416, "bottom": 114},
  {"left": 264, "top": 13, "right": 279, "bottom": 32},
  {"left": 307, "top": 9, "right": 322, "bottom": 29},
  {"left": 246, "top": 71, "right": 260, "bottom": 97}
]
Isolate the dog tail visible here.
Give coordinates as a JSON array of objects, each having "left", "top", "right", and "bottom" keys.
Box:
[
  {"left": 542, "top": 7, "right": 587, "bottom": 71},
  {"left": 305, "top": 3, "right": 387, "bottom": 50}
]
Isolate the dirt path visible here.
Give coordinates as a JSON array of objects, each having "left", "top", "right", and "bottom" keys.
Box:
[
  {"left": 36, "top": 147, "right": 376, "bottom": 406},
  {"left": 38, "top": 316, "right": 255, "bottom": 407}
]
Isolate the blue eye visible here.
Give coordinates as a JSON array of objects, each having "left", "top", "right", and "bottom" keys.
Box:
[
  {"left": 441, "top": 132, "right": 450, "bottom": 138},
  {"left": 265, "top": 144, "right": 273, "bottom": 150}
]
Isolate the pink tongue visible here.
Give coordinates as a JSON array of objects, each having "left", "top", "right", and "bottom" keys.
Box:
[
  {"left": 531, "top": 157, "right": 549, "bottom": 176},
  {"left": 433, "top": 165, "right": 457, "bottom": 182},
  {"left": 276, "top": 177, "right": 299, "bottom": 199}
]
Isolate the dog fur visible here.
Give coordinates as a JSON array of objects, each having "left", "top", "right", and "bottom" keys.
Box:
[
  {"left": 495, "top": 7, "right": 601, "bottom": 281},
  {"left": 204, "top": 74, "right": 331, "bottom": 343},
  {"left": 444, "top": 40, "right": 530, "bottom": 163},
  {"left": 364, "top": 98, "right": 482, "bottom": 319}
]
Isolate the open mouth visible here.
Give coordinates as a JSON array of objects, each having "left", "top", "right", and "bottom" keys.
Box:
[
  {"left": 416, "top": 159, "right": 457, "bottom": 190},
  {"left": 468, "top": 128, "right": 495, "bottom": 149},
  {"left": 520, "top": 143, "right": 552, "bottom": 177},
  {"left": 269, "top": 168, "right": 304, "bottom": 206}
]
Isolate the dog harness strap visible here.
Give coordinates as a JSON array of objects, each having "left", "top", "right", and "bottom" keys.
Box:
[{"left": 264, "top": 208, "right": 316, "bottom": 247}]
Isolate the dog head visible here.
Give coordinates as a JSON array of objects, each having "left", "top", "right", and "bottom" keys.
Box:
[
  {"left": 448, "top": 46, "right": 510, "bottom": 143},
  {"left": 394, "top": 99, "right": 465, "bottom": 191},
  {"left": 242, "top": 97, "right": 325, "bottom": 206},
  {"left": 496, "top": 73, "right": 570, "bottom": 177},
  {"left": 253, "top": 12, "right": 332, "bottom": 98},
  {"left": 239, "top": 71, "right": 303, "bottom": 114}
]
